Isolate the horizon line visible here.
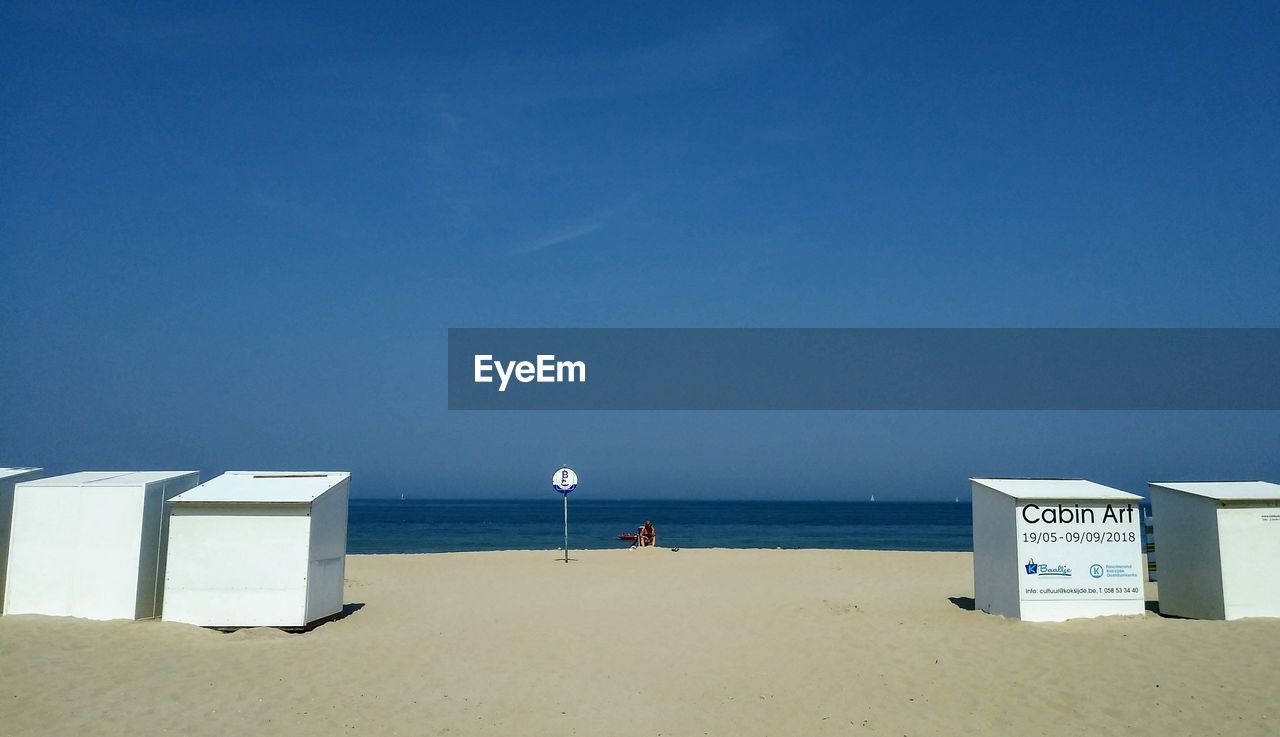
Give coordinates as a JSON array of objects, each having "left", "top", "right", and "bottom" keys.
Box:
[{"left": 348, "top": 496, "right": 975, "bottom": 503}]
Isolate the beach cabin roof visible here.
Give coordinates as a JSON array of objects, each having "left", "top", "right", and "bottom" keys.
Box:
[
  {"left": 1149, "top": 481, "right": 1280, "bottom": 502},
  {"left": 0, "top": 467, "right": 42, "bottom": 480},
  {"left": 970, "top": 478, "right": 1141, "bottom": 501},
  {"left": 170, "top": 471, "right": 351, "bottom": 505},
  {"left": 21, "top": 471, "right": 196, "bottom": 487}
]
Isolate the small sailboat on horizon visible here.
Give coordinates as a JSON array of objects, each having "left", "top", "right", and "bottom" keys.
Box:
[{"left": 869, "top": 494, "right": 876, "bottom": 502}]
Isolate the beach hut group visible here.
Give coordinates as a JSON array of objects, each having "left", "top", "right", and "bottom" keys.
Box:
[
  {"left": 4, "top": 467, "right": 1276, "bottom": 628},
  {"left": 0, "top": 468, "right": 350, "bottom": 628},
  {"left": 971, "top": 478, "right": 1280, "bottom": 622}
]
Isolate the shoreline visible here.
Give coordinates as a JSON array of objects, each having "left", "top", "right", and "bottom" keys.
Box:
[{"left": 349, "top": 546, "right": 975, "bottom": 554}]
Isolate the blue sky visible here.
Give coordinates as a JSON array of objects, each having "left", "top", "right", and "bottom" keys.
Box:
[{"left": 2, "top": 2, "right": 1278, "bottom": 498}]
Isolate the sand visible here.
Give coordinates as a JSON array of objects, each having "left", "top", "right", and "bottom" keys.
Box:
[{"left": 1, "top": 549, "right": 1276, "bottom": 736}]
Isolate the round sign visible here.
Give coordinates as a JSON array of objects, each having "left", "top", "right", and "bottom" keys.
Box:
[{"left": 552, "top": 467, "right": 578, "bottom": 494}]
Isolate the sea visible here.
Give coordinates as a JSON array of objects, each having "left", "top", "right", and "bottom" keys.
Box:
[{"left": 347, "top": 499, "right": 974, "bottom": 554}]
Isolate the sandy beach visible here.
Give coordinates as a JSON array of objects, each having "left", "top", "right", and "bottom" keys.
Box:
[{"left": 1, "top": 549, "right": 1276, "bottom": 736}]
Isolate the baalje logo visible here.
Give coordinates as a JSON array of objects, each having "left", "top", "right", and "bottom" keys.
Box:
[{"left": 1024, "top": 559, "right": 1071, "bottom": 577}]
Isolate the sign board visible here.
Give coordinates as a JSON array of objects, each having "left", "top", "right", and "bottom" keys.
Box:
[
  {"left": 1015, "top": 501, "right": 1144, "bottom": 602},
  {"left": 552, "top": 467, "right": 578, "bottom": 494}
]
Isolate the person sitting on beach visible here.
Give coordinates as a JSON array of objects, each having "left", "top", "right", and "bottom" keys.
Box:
[{"left": 639, "top": 520, "right": 656, "bottom": 547}]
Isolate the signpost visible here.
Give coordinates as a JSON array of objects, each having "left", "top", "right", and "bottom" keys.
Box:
[{"left": 552, "top": 466, "right": 578, "bottom": 563}]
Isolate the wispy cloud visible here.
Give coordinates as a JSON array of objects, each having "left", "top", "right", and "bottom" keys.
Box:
[
  {"left": 512, "top": 193, "right": 643, "bottom": 254},
  {"left": 303, "top": 21, "right": 779, "bottom": 114},
  {"left": 24, "top": 2, "right": 300, "bottom": 52},
  {"left": 476, "top": 22, "right": 779, "bottom": 105},
  {"left": 248, "top": 191, "right": 366, "bottom": 241},
  {"left": 515, "top": 222, "right": 605, "bottom": 254}
]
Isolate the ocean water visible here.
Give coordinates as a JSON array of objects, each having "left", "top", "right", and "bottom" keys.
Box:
[{"left": 347, "top": 499, "right": 973, "bottom": 554}]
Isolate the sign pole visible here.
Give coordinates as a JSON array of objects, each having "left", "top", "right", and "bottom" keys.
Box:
[{"left": 551, "top": 466, "right": 578, "bottom": 563}]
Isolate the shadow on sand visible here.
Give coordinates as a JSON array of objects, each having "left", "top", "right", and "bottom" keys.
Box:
[
  {"left": 948, "top": 596, "right": 1180, "bottom": 619},
  {"left": 215, "top": 602, "right": 367, "bottom": 634},
  {"left": 307, "top": 602, "right": 365, "bottom": 630}
]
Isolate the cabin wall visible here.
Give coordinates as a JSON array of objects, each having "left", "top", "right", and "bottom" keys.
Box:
[
  {"left": 164, "top": 506, "right": 313, "bottom": 627},
  {"left": 5, "top": 484, "right": 147, "bottom": 619},
  {"left": 1149, "top": 487, "right": 1225, "bottom": 620},
  {"left": 1217, "top": 502, "right": 1280, "bottom": 619},
  {"left": 0, "top": 470, "right": 43, "bottom": 613},
  {"left": 133, "top": 473, "right": 199, "bottom": 618},
  {"left": 305, "top": 480, "right": 349, "bottom": 624},
  {"left": 972, "top": 483, "right": 1019, "bottom": 618}
]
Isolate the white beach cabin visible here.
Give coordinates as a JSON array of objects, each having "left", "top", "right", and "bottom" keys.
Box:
[
  {"left": 163, "top": 471, "right": 350, "bottom": 628},
  {"left": 971, "top": 478, "right": 1145, "bottom": 621},
  {"left": 4, "top": 470, "right": 200, "bottom": 619},
  {"left": 1148, "top": 481, "right": 1280, "bottom": 620},
  {"left": 0, "top": 467, "right": 44, "bottom": 611}
]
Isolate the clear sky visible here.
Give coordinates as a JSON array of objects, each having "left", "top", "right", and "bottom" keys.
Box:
[{"left": 2, "top": 2, "right": 1278, "bottom": 499}]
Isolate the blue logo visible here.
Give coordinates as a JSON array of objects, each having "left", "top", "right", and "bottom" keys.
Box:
[
  {"left": 1089, "top": 564, "right": 1104, "bottom": 579},
  {"left": 1024, "top": 559, "right": 1071, "bottom": 577},
  {"left": 551, "top": 467, "right": 578, "bottom": 494}
]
